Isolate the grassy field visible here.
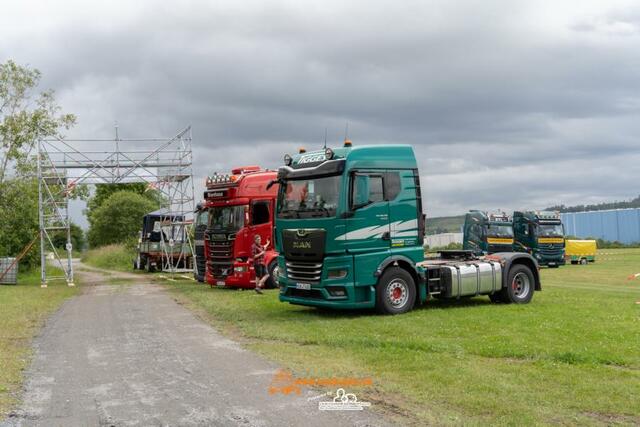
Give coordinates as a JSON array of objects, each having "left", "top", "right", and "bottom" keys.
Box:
[
  {"left": 82, "top": 244, "right": 135, "bottom": 272},
  {"left": 0, "top": 268, "right": 78, "bottom": 418},
  {"left": 166, "top": 248, "right": 640, "bottom": 425}
]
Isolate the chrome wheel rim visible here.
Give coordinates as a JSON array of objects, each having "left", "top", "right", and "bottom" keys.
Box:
[
  {"left": 387, "top": 279, "right": 409, "bottom": 307},
  {"left": 511, "top": 272, "right": 531, "bottom": 298}
]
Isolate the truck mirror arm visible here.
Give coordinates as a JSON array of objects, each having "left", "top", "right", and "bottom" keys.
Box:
[{"left": 266, "top": 179, "right": 281, "bottom": 190}]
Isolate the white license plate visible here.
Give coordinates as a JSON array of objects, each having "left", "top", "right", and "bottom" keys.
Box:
[
  {"left": 296, "top": 283, "right": 311, "bottom": 290},
  {"left": 216, "top": 281, "right": 226, "bottom": 287}
]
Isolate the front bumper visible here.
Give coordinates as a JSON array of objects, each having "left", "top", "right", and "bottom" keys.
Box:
[
  {"left": 206, "top": 261, "right": 255, "bottom": 288},
  {"left": 277, "top": 255, "right": 376, "bottom": 309},
  {"left": 534, "top": 252, "right": 566, "bottom": 266}
]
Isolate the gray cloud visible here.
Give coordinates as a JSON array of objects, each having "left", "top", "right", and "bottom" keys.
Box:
[{"left": 2, "top": 0, "right": 639, "bottom": 219}]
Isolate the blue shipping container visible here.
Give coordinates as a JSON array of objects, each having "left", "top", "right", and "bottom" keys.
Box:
[{"left": 561, "top": 208, "right": 640, "bottom": 244}]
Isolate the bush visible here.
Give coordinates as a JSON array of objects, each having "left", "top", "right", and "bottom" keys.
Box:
[{"left": 87, "top": 191, "right": 157, "bottom": 248}]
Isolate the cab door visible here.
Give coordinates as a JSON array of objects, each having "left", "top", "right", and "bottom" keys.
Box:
[
  {"left": 248, "top": 199, "right": 273, "bottom": 252},
  {"left": 343, "top": 172, "right": 390, "bottom": 253}
]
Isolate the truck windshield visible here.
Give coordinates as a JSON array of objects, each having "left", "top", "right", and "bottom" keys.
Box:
[
  {"left": 209, "top": 205, "right": 245, "bottom": 231},
  {"left": 538, "top": 224, "right": 564, "bottom": 237},
  {"left": 485, "top": 224, "right": 513, "bottom": 237},
  {"left": 278, "top": 175, "right": 340, "bottom": 218}
]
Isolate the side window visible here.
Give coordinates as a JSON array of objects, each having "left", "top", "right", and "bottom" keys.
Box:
[
  {"left": 384, "top": 172, "right": 401, "bottom": 201},
  {"left": 352, "top": 174, "right": 384, "bottom": 209},
  {"left": 369, "top": 176, "right": 384, "bottom": 203},
  {"left": 251, "top": 201, "right": 270, "bottom": 225}
]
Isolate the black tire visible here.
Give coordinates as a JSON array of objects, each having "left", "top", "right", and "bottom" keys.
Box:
[
  {"left": 500, "top": 264, "right": 534, "bottom": 304},
  {"left": 265, "top": 261, "right": 278, "bottom": 289},
  {"left": 146, "top": 259, "right": 156, "bottom": 273},
  {"left": 375, "top": 267, "right": 416, "bottom": 315},
  {"left": 580, "top": 258, "right": 588, "bottom": 265}
]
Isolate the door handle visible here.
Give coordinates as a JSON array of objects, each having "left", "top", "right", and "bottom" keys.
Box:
[{"left": 381, "top": 231, "right": 391, "bottom": 241}]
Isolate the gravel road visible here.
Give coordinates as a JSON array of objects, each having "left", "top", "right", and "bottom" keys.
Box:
[{"left": 3, "top": 263, "right": 391, "bottom": 427}]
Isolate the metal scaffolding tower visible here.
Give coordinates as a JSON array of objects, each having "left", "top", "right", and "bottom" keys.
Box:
[{"left": 37, "top": 126, "right": 195, "bottom": 287}]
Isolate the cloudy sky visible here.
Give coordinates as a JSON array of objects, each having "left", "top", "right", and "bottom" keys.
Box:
[{"left": 2, "top": 0, "right": 639, "bottom": 223}]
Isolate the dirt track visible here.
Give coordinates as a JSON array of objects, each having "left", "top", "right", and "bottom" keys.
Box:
[{"left": 3, "top": 263, "right": 389, "bottom": 426}]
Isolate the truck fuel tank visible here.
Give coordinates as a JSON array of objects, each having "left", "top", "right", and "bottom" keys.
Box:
[{"left": 437, "top": 261, "right": 502, "bottom": 298}]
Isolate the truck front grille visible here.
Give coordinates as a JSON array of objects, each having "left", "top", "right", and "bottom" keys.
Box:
[
  {"left": 285, "top": 260, "right": 323, "bottom": 283},
  {"left": 205, "top": 231, "right": 235, "bottom": 278},
  {"left": 539, "top": 244, "right": 563, "bottom": 257}
]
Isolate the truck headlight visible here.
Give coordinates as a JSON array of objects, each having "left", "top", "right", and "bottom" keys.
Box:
[{"left": 234, "top": 266, "right": 248, "bottom": 273}]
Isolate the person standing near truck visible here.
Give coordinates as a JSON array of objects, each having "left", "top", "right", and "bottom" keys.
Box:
[{"left": 251, "top": 234, "right": 270, "bottom": 294}]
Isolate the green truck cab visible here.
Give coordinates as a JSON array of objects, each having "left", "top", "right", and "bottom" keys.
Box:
[
  {"left": 463, "top": 210, "right": 514, "bottom": 255},
  {"left": 513, "top": 211, "right": 565, "bottom": 267},
  {"left": 273, "top": 143, "right": 541, "bottom": 314}
]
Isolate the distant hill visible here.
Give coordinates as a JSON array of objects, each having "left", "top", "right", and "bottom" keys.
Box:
[
  {"left": 546, "top": 194, "right": 640, "bottom": 213},
  {"left": 426, "top": 215, "right": 464, "bottom": 235}
]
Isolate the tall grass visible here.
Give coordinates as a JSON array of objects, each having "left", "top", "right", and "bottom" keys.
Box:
[{"left": 81, "top": 244, "right": 135, "bottom": 272}]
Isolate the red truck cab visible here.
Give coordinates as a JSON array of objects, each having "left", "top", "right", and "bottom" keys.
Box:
[{"left": 204, "top": 166, "right": 279, "bottom": 288}]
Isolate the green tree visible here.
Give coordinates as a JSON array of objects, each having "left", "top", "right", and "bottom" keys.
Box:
[
  {"left": 0, "top": 60, "right": 76, "bottom": 184},
  {"left": 85, "top": 183, "right": 160, "bottom": 224},
  {"left": 51, "top": 223, "right": 85, "bottom": 252},
  {"left": 0, "top": 178, "right": 39, "bottom": 268},
  {"left": 87, "top": 191, "right": 157, "bottom": 247},
  {"left": 0, "top": 60, "right": 75, "bottom": 268}
]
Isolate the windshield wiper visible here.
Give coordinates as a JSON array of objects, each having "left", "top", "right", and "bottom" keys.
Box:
[
  {"left": 300, "top": 206, "right": 332, "bottom": 218},
  {"left": 279, "top": 209, "right": 300, "bottom": 218}
]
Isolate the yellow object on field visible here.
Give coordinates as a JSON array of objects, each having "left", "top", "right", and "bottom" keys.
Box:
[{"left": 565, "top": 240, "right": 597, "bottom": 257}]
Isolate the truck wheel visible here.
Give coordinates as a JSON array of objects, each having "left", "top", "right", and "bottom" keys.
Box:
[
  {"left": 146, "top": 260, "right": 156, "bottom": 273},
  {"left": 375, "top": 267, "right": 416, "bottom": 315},
  {"left": 265, "top": 261, "right": 278, "bottom": 289},
  {"left": 502, "top": 264, "right": 534, "bottom": 304},
  {"left": 580, "top": 258, "right": 588, "bottom": 265}
]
